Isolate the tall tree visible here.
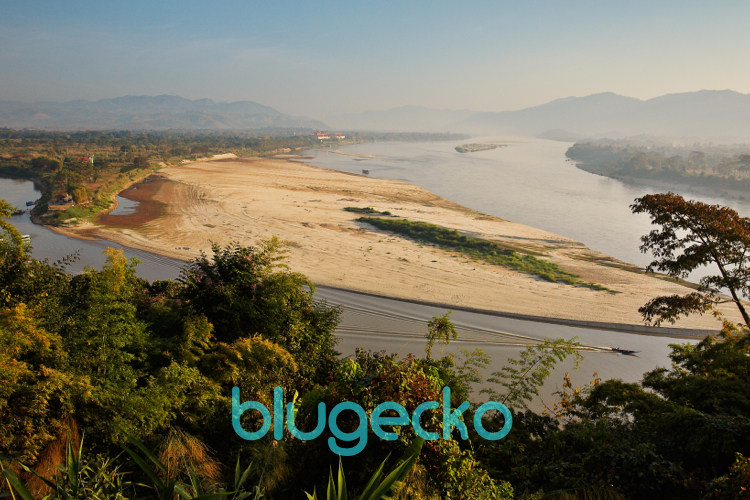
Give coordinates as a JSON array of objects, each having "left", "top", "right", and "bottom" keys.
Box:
[{"left": 631, "top": 192, "right": 750, "bottom": 327}]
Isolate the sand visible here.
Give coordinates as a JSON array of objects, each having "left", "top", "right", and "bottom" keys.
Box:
[{"left": 62, "top": 156, "right": 742, "bottom": 330}]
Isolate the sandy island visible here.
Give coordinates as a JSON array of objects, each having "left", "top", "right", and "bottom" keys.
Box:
[{"left": 58, "top": 156, "right": 741, "bottom": 331}]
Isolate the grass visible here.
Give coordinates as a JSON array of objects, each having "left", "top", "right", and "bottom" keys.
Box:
[
  {"left": 344, "top": 206, "right": 393, "bottom": 216},
  {"left": 358, "top": 217, "right": 618, "bottom": 293}
]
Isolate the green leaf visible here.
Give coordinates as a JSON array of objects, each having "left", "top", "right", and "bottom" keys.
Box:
[
  {"left": 356, "top": 458, "right": 387, "bottom": 500},
  {"left": 121, "top": 444, "right": 166, "bottom": 491},
  {"left": 327, "top": 467, "right": 336, "bottom": 500},
  {"left": 336, "top": 459, "right": 347, "bottom": 500},
  {"left": 119, "top": 427, "right": 168, "bottom": 474},
  {"left": 1, "top": 470, "right": 36, "bottom": 500}
]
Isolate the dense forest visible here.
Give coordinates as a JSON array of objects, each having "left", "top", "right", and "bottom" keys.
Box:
[
  {"left": 566, "top": 141, "right": 750, "bottom": 196},
  {"left": 2, "top": 194, "right": 750, "bottom": 498}
]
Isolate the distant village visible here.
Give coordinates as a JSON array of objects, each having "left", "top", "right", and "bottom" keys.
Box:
[{"left": 310, "top": 131, "right": 346, "bottom": 141}]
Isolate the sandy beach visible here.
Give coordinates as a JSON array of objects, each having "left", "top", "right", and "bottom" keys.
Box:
[{"left": 60, "top": 156, "right": 741, "bottom": 330}]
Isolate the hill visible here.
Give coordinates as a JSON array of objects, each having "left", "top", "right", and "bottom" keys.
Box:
[
  {"left": 0, "top": 95, "right": 328, "bottom": 130},
  {"left": 452, "top": 90, "right": 750, "bottom": 140}
]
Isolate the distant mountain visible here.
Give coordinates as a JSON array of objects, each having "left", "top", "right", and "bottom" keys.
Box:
[
  {"left": 326, "top": 106, "right": 475, "bottom": 132},
  {"left": 452, "top": 90, "right": 750, "bottom": 140},
  {"left": 0, "top": 95, "right": 328, "bottom": 130}
]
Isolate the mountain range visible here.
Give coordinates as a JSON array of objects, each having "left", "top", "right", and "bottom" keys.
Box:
[
  {"left": 451, "top": 90, "right": 750, "bottom": 140},
  {"left": 2, "top": 90, "right": 749, "bottom": 140},
  {"left": 0, "top": 95, "right": 327, "bottom": 130}
]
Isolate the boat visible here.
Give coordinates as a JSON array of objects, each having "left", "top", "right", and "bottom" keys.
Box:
[
  {"left": 11, "top": 209, "right": 24, "bottom": 216},
  {"left": 362, "top": 169, "right": 370, "bottom": 175},
  {"left": 21, "top": 235, "right": 31, "bottom": 243},
  {"left": 26, "top": 201, "right": 35, "bottom": 206},
  {"left": 612, "top": 347, "right": 640, "bottom": 356}
]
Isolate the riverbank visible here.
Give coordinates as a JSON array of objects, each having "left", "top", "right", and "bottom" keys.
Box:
[
  {"left": 48, "top": 156, "right": 741, "bottom": 331},
  {"left": 576, "top": 163, "right": 750, "bottom": 202}
]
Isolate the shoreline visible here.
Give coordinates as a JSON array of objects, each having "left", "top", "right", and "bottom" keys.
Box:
[
  {"left": 575, "top": 163, "right": 750, "bottom": 202},
  {"left": 43, "top": 155, "right": 741, "bottom": 332}
]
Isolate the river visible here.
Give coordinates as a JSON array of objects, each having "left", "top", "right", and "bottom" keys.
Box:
[
  {"left": 300, "top": 137, "right": 750, "bottom": 283},
  {"left": 0, "top": 173, "right": 701, "bottom": 403},
  {"left": 0, "top": 177, "right": 183, "bottom": 280}
]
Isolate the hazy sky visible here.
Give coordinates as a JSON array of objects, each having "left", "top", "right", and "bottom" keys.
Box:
[{"left": 1, "top": 1, "right": 749, "bottom": 119}]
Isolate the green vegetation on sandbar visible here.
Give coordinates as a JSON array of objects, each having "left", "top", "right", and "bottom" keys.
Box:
[
  {"left": 455, "top": 143, "right": 499, "bottom": 153},
  {"left": 358, "top": 217, "right": 615, "bottom": 292},
  {"left": 344, "top": 206, "right": 392, "bottom": 215}
]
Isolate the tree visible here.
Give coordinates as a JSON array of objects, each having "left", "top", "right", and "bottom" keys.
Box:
[
  {"left": 71, "top": 187, "right": 89, "bottom": 204},
  {"left": 631, "top": 192, "right": 750, "bottom": 327},
  {"left": 0, "top": 199, "right": 28, "bottom": 288},
  {"left": 425, "top": 311, "right": 457, "bottom": 359},
  {"left": 30, "top": 156, "right": 62, "bottom": 172},
  {"left": 132, "top": 156, "right": 150, "bottom": 169},
  {"left": 179, "top": 239, "right": 340, "bottom": 390}
]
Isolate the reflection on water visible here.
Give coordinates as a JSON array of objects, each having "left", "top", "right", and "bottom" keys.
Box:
[
  {"left": 301, "top": 137, "right": 750, "bottom": 283},
  {"left": 109, "top": 195, "right": 139, "bottom": 215},
  {"left": 0, "top": 178, "right": 183, "bottom": 280}
]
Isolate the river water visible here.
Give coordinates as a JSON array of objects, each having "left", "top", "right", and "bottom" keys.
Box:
[
  {"left": 0, "top": 150, "right": 709, "bottom": 398},
  {"left": 301, "top": 137, "right": 750, "bottom": 282},
  {"left": 0, "top": 177, "right": 183, "bottom": 280}
]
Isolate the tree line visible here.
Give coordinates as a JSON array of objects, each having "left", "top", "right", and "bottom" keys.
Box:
[{"left": 567, "top": 142, "right": 750, "bottom": 194}]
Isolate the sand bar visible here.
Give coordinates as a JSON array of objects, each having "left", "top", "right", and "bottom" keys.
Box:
[{"left": 60, "top": 157, "right": 741, "bottom": 330}]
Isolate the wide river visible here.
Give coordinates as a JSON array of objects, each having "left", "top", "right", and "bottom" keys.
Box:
[
  {"left": 3, "top": 138, "right": 726, "bottom": 402},
  {"left": 301, "top": 137, "right": 750, "bottom": 281}
]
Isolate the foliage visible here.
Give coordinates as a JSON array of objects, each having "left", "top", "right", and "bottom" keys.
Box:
[
  {"left": 0, "top": 199, "right": 25, "bottom": 266},
  {"left": 704, "top": 453, "right": 750, "bottom": 499},
  {"left": 566, "top": 141, "right": 750, "bottom": 194},
  {"left": 631, "top": 192, "right": 750, "bottom": 326},
  {"left": 288, "top": 349, "right": 512, "bottom": 499},
  {"left": 30, "top": 156, "right": 63, "bottom": 173},
  {"left": 0, "top": 304, "right": 85, "bottom": 463},
  {"left": 482, "top": 338, "right": 584, "bottom": 412},
  {"left": 70, "top": 187, "right": 89, "bottom": 203},
  {"left": 358, "top": 217, "right": 613, "bottom": 291},
  {"left": 344, "top": 207, "right": 379, "bottom": 214},
  {"left": 2, "top": 435, "right": 131, "bottom": 500},
  {"left": 304, "top": 438, "right": 424, "bottom": 500},
  {"left": 425, "top": 311, "right": 457, "bottom": 359},
  {"left": 120, "top": 429, "right": 234, "bottom": 500},
  {"left": 478, "top": 322, "right": 750, "bottom": 498},
  {"left": 179, "top": 238, "right": 340, "bottom": 390},
  {"left": 455, "top": 144, "right": 498, "bottom": 153},
  {"left": 6, "top": 189, "right": 750, "bottom": 498}
]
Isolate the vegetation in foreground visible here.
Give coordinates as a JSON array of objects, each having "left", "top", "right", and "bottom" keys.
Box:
[
  {"left": 357, "top": 217, "right": 615, "bottom": 292},
  {"left": 3, "top": 192, "right": 750, "bottom": 499}
]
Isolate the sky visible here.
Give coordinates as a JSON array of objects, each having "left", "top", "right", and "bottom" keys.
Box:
[{"left": 1, "top": 1, "right": 749, "bottom": 120}]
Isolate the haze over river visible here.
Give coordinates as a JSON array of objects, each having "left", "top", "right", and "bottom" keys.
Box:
[{"left": 302, "top": 137, "right": 750, "bottom": 282}]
